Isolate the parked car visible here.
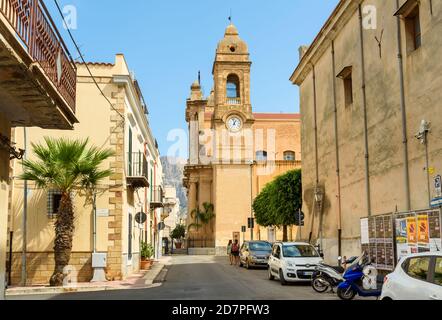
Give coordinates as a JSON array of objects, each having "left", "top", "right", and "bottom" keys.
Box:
[
  {"left": 381, "top": 252, "right": 442, "bottom": 300},
  {"left": 268, "top": 242, "right": 324, "bottom": 285},
  {"left": 239, "top": 241, "right": 272, "bottom": 269}
]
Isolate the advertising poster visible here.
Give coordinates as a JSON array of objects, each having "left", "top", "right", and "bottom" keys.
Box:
[
  {"left": 407, "top": 217, "right": 418, "bottom": 254},
  {"left": 396, "top": 218, "right": 410, "bottom": 261},
  {"left": 429, "top": 210, "right": 442, "bottom": 252},
  {"left": 417, "top": 214, "right": 430, "bottom": 252}
]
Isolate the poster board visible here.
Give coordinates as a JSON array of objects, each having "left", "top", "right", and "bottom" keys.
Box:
[{"left": 395, "top": 210, "right": 442, "bottom": 261}]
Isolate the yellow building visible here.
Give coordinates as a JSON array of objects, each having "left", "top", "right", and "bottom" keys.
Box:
[
  {"left": 184, "top": 24, "right": 301, "bottom": 255},
  {"left": 9, "top": 54, "right": 164, "bottom": 285},
  {"left": 290, "top": 0, "right": 442, "bottom": 262},
  {"left": 1, "top": 2, "right": 77, "bottom": 298}
]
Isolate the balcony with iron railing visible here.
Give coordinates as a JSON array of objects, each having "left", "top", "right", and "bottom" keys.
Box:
[
  {"left": 0, "top": 0, "right": 77, "bottom": 129},
  {"left": 226, "top": 97, "right": 241, "bottom": 105},
  {"left": 150, "top": 186, "right": 164, "bottom": 209},
  {"left": 126, "top": 152, "right": 149, "bottom": 189}
]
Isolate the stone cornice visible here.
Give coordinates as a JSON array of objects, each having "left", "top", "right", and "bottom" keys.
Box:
[{"left": 290, "top": 0, "right": 361, "bottom": 85}]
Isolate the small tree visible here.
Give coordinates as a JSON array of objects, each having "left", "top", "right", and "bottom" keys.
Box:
[
  {"left": 188, "top": 202, "right": 215, "bottom": 233},
  {"left": 253, "top": 170, "right": 302, "bottom": 242},
  {"left": 171, "top": 225, "right": 186, "bottom": 242},
  {"left": 20, "top": 137, "right": 114, "bottom": 286}
]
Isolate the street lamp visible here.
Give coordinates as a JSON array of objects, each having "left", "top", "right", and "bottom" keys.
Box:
[{"left": 314, "top": 186, "right": 324, "bottom": 255}]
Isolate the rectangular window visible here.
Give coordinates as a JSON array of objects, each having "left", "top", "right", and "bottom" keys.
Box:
[
  {"left": 337, "top": 66, "right": 353, "bottom": 108},
  {"left": 47, "top": 190, "right": 63, "bottom": 217},
  {"left": 407, "top": 257, "right": 431, "bottom": 282},
  {"left": 128, "top": 127, "right": 133, "bottom": 176},
  {"left": 406, "top": 6, "right": 421, "bottom": 51}
]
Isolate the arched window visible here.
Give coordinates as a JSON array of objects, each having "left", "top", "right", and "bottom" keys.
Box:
[
  {"left": 256, "top": 150, "right": 268, "bottom": 161},
  {"left": 283, "top": 151, "right": 296, "bottom": 161},
  {"left": 226, "top": 74, "right": 240, "bottom": 98}
]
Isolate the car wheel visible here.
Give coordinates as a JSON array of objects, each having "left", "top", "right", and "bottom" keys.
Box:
[
  {"left": 337, "top": 287, "right": 356, "bottom": 301},
  {"left": 312, "top": 276, "right": 330, "bottom": 293},
  {"left": 268, "top": 267, "right": 275, "bottom": 281},
  {"left": 279, "top": 269, "right": 288, "bottom": 286}
]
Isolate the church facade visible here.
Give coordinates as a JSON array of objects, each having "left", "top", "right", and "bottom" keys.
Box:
[{"left": 184, "top": 24, "right": 301, "bottom": 255}]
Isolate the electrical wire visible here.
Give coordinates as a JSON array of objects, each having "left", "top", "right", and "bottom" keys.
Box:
[{"left": 53, "top": 0, "right": 125, "bottom": 122}]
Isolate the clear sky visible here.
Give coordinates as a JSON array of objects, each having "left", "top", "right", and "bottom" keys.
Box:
[{"left": 47, "top": 0, "right": 339, "bottom": 157}]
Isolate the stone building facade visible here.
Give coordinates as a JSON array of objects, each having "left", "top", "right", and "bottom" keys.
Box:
[
  {"left": 184, "top": 24, "right": 302, "bottom": 255},
  {"left": 1, "top": 2, "right": 77, "bottom": 297},
  {"left": 290, "top": 0, "right": 442, "bottom": 261},
  {"left": 9, "top": 54, "right": 163, "bottom": 285}
]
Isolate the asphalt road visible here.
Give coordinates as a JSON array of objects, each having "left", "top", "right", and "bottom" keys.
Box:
[{"left": 8, "top": 255, "right": 368, "bottom": 300}]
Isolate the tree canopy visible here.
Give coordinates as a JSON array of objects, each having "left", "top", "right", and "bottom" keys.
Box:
[{"left": 253, "top": 169, "right": 302, "bottom": 241}]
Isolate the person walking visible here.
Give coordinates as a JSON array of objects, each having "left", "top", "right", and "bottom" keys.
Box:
[
  {"left": 227, "top": 240, "right": 233, "bottom": 265},
  {"left": 231, "top": 240, "right": 240, "bottom": 266}
]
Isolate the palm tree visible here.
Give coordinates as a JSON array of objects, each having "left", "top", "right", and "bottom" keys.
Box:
[
  {"left": 188, "top": 202, "right": 215, "bottom": 233},
  {"left": 20, "top": 137, "right": 114, "bottom": 287}
]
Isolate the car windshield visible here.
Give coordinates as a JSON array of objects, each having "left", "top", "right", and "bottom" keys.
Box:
[
  {"left": 249, "top": 242, "right": 272, "bottom": 251},
  {"left": 282, "top": 245, "right": 319, "bottom": 258}
]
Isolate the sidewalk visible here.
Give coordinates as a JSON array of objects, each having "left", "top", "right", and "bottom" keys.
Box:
[{"left": 5, "top": 257, "right": 172, "bottom": 297}]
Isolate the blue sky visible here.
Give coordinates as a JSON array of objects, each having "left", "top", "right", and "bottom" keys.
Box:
[{"left": 48, "top": 0, "right": 339, "bottom": 156}]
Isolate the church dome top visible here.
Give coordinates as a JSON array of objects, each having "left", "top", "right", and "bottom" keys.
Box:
[
  {"left": 216, "top": 23, "right": 248, "bottom": 55},
  {"left": 225, "top": 23, "right": 239, "bottom": 36}
]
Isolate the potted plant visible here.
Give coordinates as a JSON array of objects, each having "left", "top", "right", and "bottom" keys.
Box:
[
  {"left": 171, "top": 225, "right": 186, "bottom": 249},
  {"left": 140, "top": 242, "right": 154, "bottom": 270}
]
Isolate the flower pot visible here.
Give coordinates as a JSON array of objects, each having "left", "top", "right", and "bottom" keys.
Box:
[
  {"left": 140, "top": 259, "right": 153, "bottom": 270},
  {"left": 175, "top": 242, "right": 182, "bottom": 249}
]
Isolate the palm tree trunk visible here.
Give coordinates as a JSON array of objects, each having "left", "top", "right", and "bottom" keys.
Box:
[
  {"left": 50, "top": 193, "right": 75, "bottom": 287},
  {"left": 282, "top": 225, "right": 288, "bottom": 242}
]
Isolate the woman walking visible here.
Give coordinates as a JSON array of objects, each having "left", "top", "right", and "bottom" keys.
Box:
[
  {"left": 231, "top": 240, "right": 240, "bottom": 266},
  {"left": 227, "top": 240, "right": 233, "bottom": 265}
]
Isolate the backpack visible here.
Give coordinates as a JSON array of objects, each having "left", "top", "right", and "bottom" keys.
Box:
[{"left": 232, "top": 243, "right": 239, "bottom": 253}]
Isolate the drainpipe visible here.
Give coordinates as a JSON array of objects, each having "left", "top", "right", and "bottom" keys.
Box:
[
  {"left": 331, "top": 41, "right": 343, "bottom": 256},
  {"left": 395, "top": 0, "right": 412, "bottom": 211},
  {"left": 309, "top": 63, "right": 320, "bottom": 243},
  {"left": 21, "top": 127, "right": 27, "bottom": 286},
  {"left": 358, "top": 5, "right": 372, "bottom": 217}
]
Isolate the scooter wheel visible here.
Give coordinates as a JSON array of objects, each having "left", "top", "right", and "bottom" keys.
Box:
[
  {"left": 337, "top": 287, "right": 356, "bottom": 301},
  {"left": 312, "top": 276, "right": 330, "bottom": 293}
]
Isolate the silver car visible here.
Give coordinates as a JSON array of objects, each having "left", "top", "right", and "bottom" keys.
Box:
[{"left": 239, "top": 241, "right": 272, "bottom": 269}]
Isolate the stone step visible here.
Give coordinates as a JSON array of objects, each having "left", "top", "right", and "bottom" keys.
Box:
[{"left": 188, "top": 248, "right": 216, "bottom": 256}]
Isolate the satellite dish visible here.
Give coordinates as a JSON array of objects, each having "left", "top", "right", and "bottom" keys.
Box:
[{"left": 135, "top": 212, "right": 147, "bottom": 224}]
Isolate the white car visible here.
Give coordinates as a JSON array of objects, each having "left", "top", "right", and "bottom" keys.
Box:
[
  {"left": 268, "top": 242, "right": 324, "bottom": 285},
  {"left": 381, "top": 252, "right": 442, "bottom": 300}
]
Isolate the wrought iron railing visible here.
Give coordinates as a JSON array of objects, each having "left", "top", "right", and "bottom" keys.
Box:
[
  {"left": 127, "top": 152, "right": 148, "bottom": 179},
  {"left": 0, "top": 0, "right": 77, "bottom": 112}
]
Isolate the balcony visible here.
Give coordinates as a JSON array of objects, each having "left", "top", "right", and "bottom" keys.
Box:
[
  {"left": 226, "top": 97, "right": 241, "bottom": 105},
  {"left": 126, "top": 152, "right": 149, "bottom": 189},
  {"left": 150, "top": 186, "right": 164, "bottom": 209},
  {"left": 0, "top": 0, "right": 77, "bottom": 129}
]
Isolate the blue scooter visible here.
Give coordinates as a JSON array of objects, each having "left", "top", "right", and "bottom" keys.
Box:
[{"left": 337, "top": 253, "right": 384, "bottom": 300}]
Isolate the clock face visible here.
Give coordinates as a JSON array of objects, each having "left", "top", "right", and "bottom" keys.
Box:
[{"left": 227, "top": 116, "right": 242, "bottom": 132}]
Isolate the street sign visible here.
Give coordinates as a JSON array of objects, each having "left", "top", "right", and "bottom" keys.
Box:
[
  {"left": 135, "top": 212, "right": 147, "bottom": 224},
  {"left": 241, "top": 226, "right": 246, "bottom": 233},
  {"left": 431, "top": 197, "right": 442, "bottom": 208},
  {"left": 158, "top": 222, "right": 165, "bottom": 231},
  {"left": 435, "top": 175, "right": 442, "bottom": 197},
  {"left": 248, "top": 218, "right": 255, "bottom": 229}
]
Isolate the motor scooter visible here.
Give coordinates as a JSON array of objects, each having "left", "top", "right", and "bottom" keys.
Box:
[
  {"left": 311, "top": 256, "right": 357, "bottom": 293},
  {"left": 336, "top": 252, "right": 384, "bottom": 300}
]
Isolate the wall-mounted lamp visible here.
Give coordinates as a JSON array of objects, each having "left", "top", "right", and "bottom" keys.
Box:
[{"left": 0, "top": 134, "right": 25, "bottom": 160}]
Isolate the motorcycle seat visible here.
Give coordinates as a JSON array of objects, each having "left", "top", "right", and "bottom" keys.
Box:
[{"left": 322, "top": 264, "right": 345, "bottom": 274}]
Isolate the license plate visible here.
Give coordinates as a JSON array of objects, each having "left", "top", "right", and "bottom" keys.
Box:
[{"left": 303, "top": 272, "right": 314, "bottom": 276}]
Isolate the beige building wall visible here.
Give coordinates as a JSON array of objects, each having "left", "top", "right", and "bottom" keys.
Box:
[
  {"left": 9, "top": 54, "right": 160, "bottom": 285},
  {"left": 291, "top": 0, "right": 442, "bottom": 262}
]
